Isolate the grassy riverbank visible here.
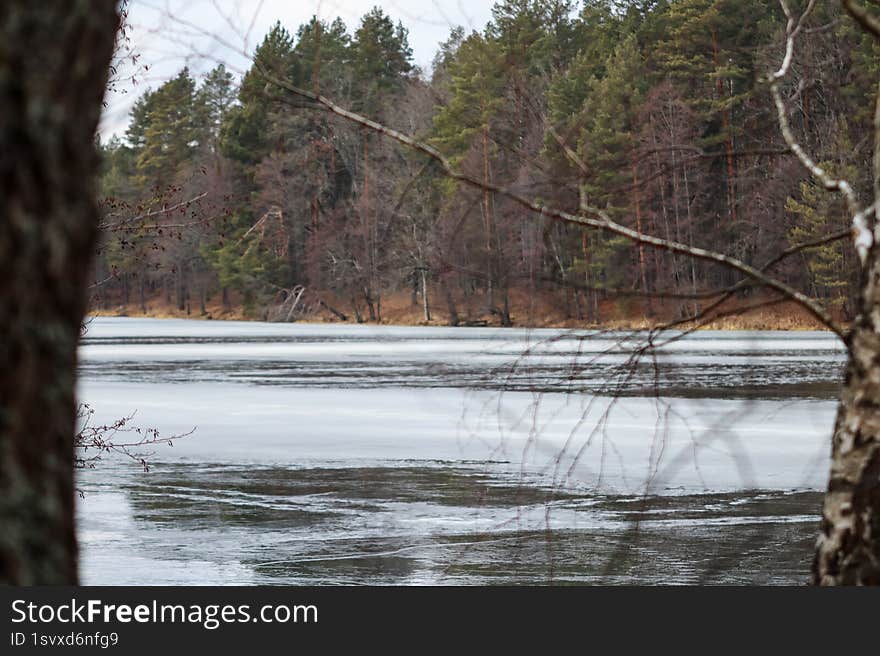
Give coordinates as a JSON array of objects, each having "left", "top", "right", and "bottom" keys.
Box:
[{"left": 90, "top": 287, "right": 834, "bottom": 332}]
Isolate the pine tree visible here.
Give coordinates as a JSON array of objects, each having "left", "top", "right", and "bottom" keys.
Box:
[
  {"left": 350, "top": 7, "right": 413, "bottom": 117},
  {"left": 488, "top": 0, "right": 579, "bottom": 75},
  {"left": 431, "top": 32, "right": 506, "bottom": 314},
  {"left": 786, "top": 144, "right": 859, "bottom": 315},
  {"left": 196, "top": 64, "right": 236, "bottom": 154},
  {"left": 292, "top": 16, "right": 351, "bottom": 94},
  {"left": 220, "top": 22, "right": 296, "bottom": 166},
  {"left": 125, "top": 89, "right": 155, "bottom": 151},
  {"left": 581, "top": 35, "right": 649, "bottom": 301},
  {"left": 656, "top": 0, "right": 781, "bottom": 226},
  {"left": 134, "top": 68, "right": 198, "bottom": 188}
]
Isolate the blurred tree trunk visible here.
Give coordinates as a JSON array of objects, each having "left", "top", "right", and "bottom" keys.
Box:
[{"left": 0, "top": 1, "right": 118, "bottom": 584}]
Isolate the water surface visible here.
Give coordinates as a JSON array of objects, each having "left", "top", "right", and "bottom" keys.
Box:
[{"left": 77, "top": 318, "right": 845, "bottom": 584}]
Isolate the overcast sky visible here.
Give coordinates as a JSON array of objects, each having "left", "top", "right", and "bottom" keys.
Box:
[{"left": 101, "top": 0, "right": 497, "bottom": 139}]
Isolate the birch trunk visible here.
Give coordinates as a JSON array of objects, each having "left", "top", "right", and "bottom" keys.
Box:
[
  {"left": 813, "top": 246, "right": 880, "bottom": 585},
  {"left": 813, "top": 32, "right": 880, "bottom": 585}
]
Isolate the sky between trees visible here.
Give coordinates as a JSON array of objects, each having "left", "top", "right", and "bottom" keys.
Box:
[{"left": 100, "top": 0, "right": 497, "bottom": 138}]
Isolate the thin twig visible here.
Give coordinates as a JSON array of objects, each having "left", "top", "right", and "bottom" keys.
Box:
[{"left": 264, "top": 71, "right": 845, "bottom": 338}]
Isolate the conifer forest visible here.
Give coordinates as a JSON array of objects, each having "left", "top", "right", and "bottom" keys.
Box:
[{"left": 95, "top": 1, "right": 879, "bottom": 328}]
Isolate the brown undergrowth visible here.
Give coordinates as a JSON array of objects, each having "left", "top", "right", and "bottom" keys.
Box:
[{"left": 90, "top": 286, "right": 836, "bottom": 331}]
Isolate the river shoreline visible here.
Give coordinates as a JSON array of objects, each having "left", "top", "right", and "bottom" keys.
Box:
[{"left": 89, "top": 289, "right": 836, "bottom": 332}]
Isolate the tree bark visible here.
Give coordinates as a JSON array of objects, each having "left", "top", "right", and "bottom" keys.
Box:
[
  {"left": 711, "top": 28, "right": 737, "bottom": 225},
  {"left": 140, "top": 274, "right": 147, "bottom": 314},
  {"left": 631, "top": 162, "right": 652, "bottom": 316},
  {"left": 812, "top": 15, "right": 880, "bottom": 584},
  {"left": 0, "top": 1, "right": 119, "bottom": 584},
  {"left": 813, "top": 253, "right": 880, "bottom": 585},
  {"left": 420, "top": 268, "right": 431, "bottom": 322},
  {"left": 442, "top": 277, "right": 459, "bottom": 327},
  {"left": 481, "top": 128, "right": 495, "bottom": 311}
]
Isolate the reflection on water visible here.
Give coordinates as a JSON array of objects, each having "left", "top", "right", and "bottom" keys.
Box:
[
  {"left": 76, "top": 319, "right": 844, "bottom": 585},
  {"left": 79, "top": 463, "right": 821, "bottom": 585},
  {"left": 78, "top": 358, "right": 843, "bottom": 399},
  {"left": 80, "top": 320, "right": 845, "bottom": 400}
]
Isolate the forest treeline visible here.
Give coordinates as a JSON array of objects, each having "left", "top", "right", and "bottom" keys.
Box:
[{"left": 95, "top": 0, "right": 880, "bottom": 326}]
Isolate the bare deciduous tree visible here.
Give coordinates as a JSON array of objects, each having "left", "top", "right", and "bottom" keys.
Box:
[
  {"left": 3, "top": 0, "right": 880, "bottom": 586},
  {"left": 251, "top": 0, "right": 880, "bottom": 584}
]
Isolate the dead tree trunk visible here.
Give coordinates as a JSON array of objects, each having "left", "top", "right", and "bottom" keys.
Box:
[{"left": 0, "top": 1, "right": 119, "bottom": 584}]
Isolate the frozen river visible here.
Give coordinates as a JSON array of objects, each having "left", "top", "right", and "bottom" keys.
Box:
[{"left": 76, "top": 318, "right": 846, "bottom": 584}]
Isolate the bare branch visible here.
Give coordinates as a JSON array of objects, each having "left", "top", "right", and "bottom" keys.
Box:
[
  {"left": 263, "top": 72, "right": 845, "bottom": 338},
  {"left": 763, "top": 226, "right": 853, "bottom": 270},
  {"left": 75, "top": 403, "right": 193, "bottom": 472},
  {"left": 770, "top": 0, "right": 871, "bottom": 264},
  {"left": 100, "top": 192, "right": 208, "bottom": 230},
  {"left": 842, "top": 0, "right": 880, "bottom": 38}
]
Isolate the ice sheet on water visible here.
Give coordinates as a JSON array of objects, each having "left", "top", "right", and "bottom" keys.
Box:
[
  {"left": 76, "top": 318, "right": 840, "bottom": 584},
  {"left": 79, "top": 318, "right": 845, "bottom": 400}
]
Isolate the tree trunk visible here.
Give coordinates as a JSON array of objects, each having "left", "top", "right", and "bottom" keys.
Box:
[
  {"left": 317, "top": 298, "right": 348, "bottom": 322},
  {"left": 581, "top": 231, "right": 597, "bottom": 324},
  {"left": 441, "top": 276, "right": 459, "bottom": 327},
  {"left": 812, "top": 34, "right": 880, "bottom": 584},
  {"left": 0, "top": 1, "right": 119, "bottom": 584},
  {"left": 813, "top": 255, "right": 880, "bottom": 585},
  {"left": 176, "top": 267, "right": 185, "bottom": 312},
  {"left": 481, "top": 128, "right": 495, "bottom": 311},
  {"left": 420, "top": 268, "right": 431, "bottom": 323},
  {"left": 632, "top": 162, "right": 652, "bottom": 316},
  {"left": 499, "top": 287, "right": 512, "bottom": 327},
  {"left": 139, "top": 273, "right": 147, "bottom": 314},
  {"left": 711, "top": 28, "right": 737, "bottom": 225},
  {"left": 351, "top": 296, "right": 364, "bottom": 323},
  {"left": 364, "top": 289, "right": 377, "bottom": 322}
]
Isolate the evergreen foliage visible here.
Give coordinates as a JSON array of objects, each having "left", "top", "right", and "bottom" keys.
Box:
[{"left": 96, "top": 1, "right": 878, "bottom": 324}]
